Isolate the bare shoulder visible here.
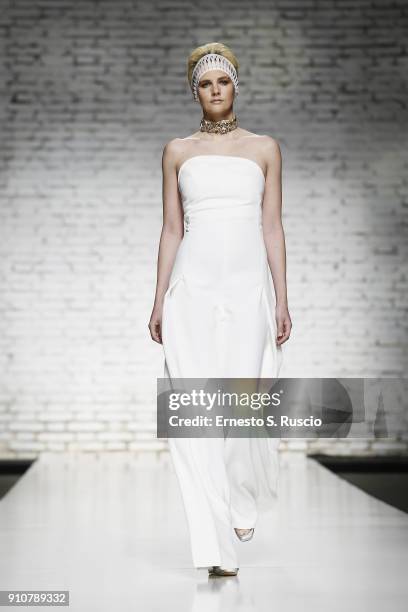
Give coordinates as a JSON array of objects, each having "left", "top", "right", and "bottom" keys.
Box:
[
  {"left": 256, "top": 135, "right": 281, "bottom": 173},
  {"left": 258, "top": 134, "right": 281, "bottom": 156},
  {"left": 162, "top": 137, "right": 185, "bottom": 161},
  {"left": 162, "top": 138, "right": 183, "bottom": 168}
]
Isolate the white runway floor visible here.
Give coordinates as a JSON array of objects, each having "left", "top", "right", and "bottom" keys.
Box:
[{"left": 0, "top": 451, "right": 407, "bottom": 612}]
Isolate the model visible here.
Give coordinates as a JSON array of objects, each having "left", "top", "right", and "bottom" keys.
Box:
[{"left": 149, "top": 41, "right": 292, "bottom": 576}]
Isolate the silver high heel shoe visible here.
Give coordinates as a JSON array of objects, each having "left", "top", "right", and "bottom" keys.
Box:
[
  {"left": 234, "top": 527, "right": 255, "bottom": 542},
  {"left": 208, "top": 566, "right": 239, "bottom": 576}
]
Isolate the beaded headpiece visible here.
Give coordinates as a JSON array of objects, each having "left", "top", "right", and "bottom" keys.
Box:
[{"left": 190, "top": 52, "right": 239, "bottom": 101}]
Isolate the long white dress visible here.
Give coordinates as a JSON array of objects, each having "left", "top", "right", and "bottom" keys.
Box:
[{"left": 161, "top": 154, "right": 284, "bottom": 568}]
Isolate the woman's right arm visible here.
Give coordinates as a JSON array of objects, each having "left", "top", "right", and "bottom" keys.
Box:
[{"left": 148, "top": 139, "right": 184, "bottom": 344}]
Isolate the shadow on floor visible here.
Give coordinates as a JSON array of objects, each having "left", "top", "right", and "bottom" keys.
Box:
[
  {"left": 309, "top": 454, "right": 408, "bottom": 513},
  {"left": 0, "top": 459, "right": 33, "bottom": 499}
]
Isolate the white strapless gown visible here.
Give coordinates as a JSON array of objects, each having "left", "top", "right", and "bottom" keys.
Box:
[{"left": 161, "top": 154, "right": 284, "bottom": 568}]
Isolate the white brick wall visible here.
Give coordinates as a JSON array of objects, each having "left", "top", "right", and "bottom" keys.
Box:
[{"left": 0, "top": 0, "right": 407, "bottom": 457}]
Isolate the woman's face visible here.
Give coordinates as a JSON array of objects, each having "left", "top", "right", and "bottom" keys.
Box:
[{"left": 197, "top": 70, "right": 235, "bottom": 110}]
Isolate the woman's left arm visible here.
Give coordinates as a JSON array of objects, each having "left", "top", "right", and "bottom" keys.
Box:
[{"left": 261, "top": 137, "right": 292, "bottom": 345}]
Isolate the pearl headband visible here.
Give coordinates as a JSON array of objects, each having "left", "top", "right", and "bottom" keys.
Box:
[{"left": 190, "top": 53, "right": 239, "bottom": 101}]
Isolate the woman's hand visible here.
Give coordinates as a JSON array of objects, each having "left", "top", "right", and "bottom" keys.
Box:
[
  {"left": 276, "top": 303, "right": 292, "bottom": 345},
  {"left": 148, "top": 303, "right": 164, "bottom": 344}
]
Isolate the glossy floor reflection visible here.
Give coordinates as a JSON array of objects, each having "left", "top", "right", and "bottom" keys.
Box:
[{"left": 0, "top": 451, "right": 407, "bottom": 611}]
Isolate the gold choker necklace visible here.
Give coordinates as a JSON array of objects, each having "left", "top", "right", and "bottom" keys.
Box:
[{"left": 200, "top": 114, "right": 238, "bottom": 135}]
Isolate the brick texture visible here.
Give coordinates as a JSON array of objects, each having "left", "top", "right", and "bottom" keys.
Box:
[{"left": 0, "top": 0, "right": 407, "bottom": 457}]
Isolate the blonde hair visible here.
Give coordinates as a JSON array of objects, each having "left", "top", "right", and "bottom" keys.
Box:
[{"left": 187, "top": 42, "right": 239, "bottom": 90}]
